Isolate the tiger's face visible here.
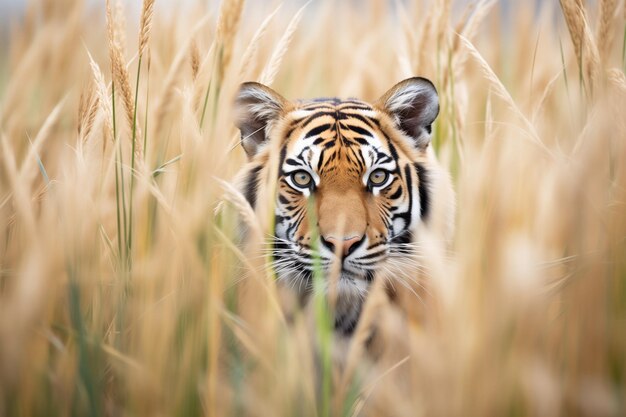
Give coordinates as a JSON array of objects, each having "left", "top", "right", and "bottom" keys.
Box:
[{"left": 235, "top": 78, "right": 447, "bottom": 334}]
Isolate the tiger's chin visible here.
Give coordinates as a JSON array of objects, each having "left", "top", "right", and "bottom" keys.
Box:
[
  {"left": 328, "top": 272, "right": 371, "bottom": 334},
  {"left": 279, "top": 267, "right": 376, "bottom": 336},
  {"left": 334, "top": 271, "right": 371, "bottom": 298}
]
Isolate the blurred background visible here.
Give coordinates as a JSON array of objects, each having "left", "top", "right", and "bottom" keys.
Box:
[{"left": 0, "top": 0, "right": 625, "bottom": 416}]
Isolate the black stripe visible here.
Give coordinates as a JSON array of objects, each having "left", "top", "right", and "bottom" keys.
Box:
[
  {"left": 244, "top": 165, "right": 262, "bottom": 209},
  {"left": 391, "top": 230, "right": 413, "bottom": 245},
  {"left": 375, "top": 152, "right": 392, "bottom": 164},
  {"left": 338, "top": 112, "right": 378, "bottom": 128},
  {"left": 350, "top": 147, "right": 365, "bottom": 171},
  {"left": 289, "top": 210, "right": 307, "bottom": 240},
  {"left": 278, "top": 194, "right": 289, "bottom": 205},
  {"left": 339, "top": 99, "right": 369, "bottom": 105},
  {"left": 356, "top": 249, "right": 387, "bottom": 261},
  {"left": 342, "top": 124, "right": 372, "bottom": 137},
  {"left": 317, "top": 148, "right": 328, "bottom": 171},
  {"left": 323, "top": 140, "right": 336, "bottom": 149},
  {"left": 415, "top": 163, "right": 430, "bottom": 219},
  {"left": 367, "top": 241, "right": 387, "bottom": 250},
  {"left": 388, "top": 185, "right": 403, "bottom": 200},
  {"left": 405, "top": 164, "right": 413, "bottom": 215},
  {"left": 304, "top": 123, "right": 331, "bottom": 139},
  {"left": 357, "top": 148, "right": 367, "bottom": 171},
  {"left": 278, "top": 144, "right": 287, "bottom": 175},
  {"left": 387, "top": 137, "right": 399, "bottom": 162},
  {"left": 307, "top": 97, "right": 340, "bottom": 104},
  {"left": 299, "top": 111, "right": 335, "bottom": 127},
  {"left": 337, "top": 105, "right": 374, "bottom": 111},
  {"left": 358, "top": 259, "right": 387, "bottom": 267}
]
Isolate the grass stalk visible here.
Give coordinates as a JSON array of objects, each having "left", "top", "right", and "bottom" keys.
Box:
[
  {"left": 199, "top": 46, "right": 219, "bottom": 130},
  {"left": 118, "top": 136, "right": 128, "bottom": 265},
  {"left": 112, "top": 82, "right": 123, "bottom": 260},
  {"left": 307, "top": 198, "right": 333, "bottom": 417},
  {"left": 622, "top": 22, "right": 626, "bottom": 71},
  {"left": 128, "top": 55, "right": 142, "bottom": 262},
  {"left": 143, "top": 54, "right": 150, "bottom": 160},
  {"left": 68, "top": 275, "right": 101, "bottom": 417}
]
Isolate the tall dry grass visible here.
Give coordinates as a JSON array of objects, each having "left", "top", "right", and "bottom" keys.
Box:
[{"left": 0, "top": 0, "right": 625, "bottom": 416}]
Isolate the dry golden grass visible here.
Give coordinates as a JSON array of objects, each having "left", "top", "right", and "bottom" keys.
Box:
[{"left": 0, "top": 0, "right": 625, "bottom": 416}]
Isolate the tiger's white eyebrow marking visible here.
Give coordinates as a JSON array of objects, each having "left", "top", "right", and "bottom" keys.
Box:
[
  {"left": 355, "top": 110, "right": 377, "bottom": 119},
  {"left": 289, "top": 109, "right": 317, "bottom": 120}
]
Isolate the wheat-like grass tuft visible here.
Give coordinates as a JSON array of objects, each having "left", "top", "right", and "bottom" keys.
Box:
[
  {"left": 597, "top": 0, "right": 617, "bottom": 64},
  {"left": 606, "top": 67, "right": 626, "bottom": 94},
  {"left": 215, "top": 0, "right": 245, "bottom": 82},
  {"left": 138, "top": 0, "right": 156, "bottom": 58},
  {"left": 114, "top": 0, "right": 127, "bottom": 57},
  {"left": 105, "top": 0, "right": 141, "bottom": 158},
  {"left": 86, "top": 49, "right": 113, "bottom": 147},
  {"left": 451, "top": 0, "right": 497, "bottom": 78},
  {"left": 153, "top": 15, "right": 210, "bottom": 139},
  {"left": 190, "top": 38, "right": 200, "bottom": 81},
  {"left": 111, "top": 45, "right": 141, "bottom": 157},
  {"left": 105, "top": 0, "right": 136, "bottom": 140},
  {"left": 105, "top": 0, "right": 116, "bottom": 64},
  {"left": 78, "top": 80, "right": 100, "bottom": 143},
  {"left": 458, "top": 34, "right": 550, "bottom": 154},
  {"left": 238, "top": 5, "right": 282, "bottom": 80},
  {"left": 216, "top": 178, "right": 263, "bottom": 243},
  {"left": 559, "top": 0, "right": 601, "bottom": 89},
  {"left": 258, "top": 1, "right": 310, "bottom": 86},
  {"left": 560, "top": 0, "right": 584, "bottom": 61}
]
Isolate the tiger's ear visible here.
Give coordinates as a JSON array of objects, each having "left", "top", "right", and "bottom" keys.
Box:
[
  {"left": 234, "top": 82, "right": 288, "bottom": 158},
  {"left": 375, "top": 77, "right": 439, "bottom": 149}
]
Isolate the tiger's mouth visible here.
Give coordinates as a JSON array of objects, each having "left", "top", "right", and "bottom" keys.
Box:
[
  {"left": 332, "top": 266, "right": 376, "bottom": 285},
  {"left": 270, "top": 240, "right": 393, "bottom": 335},
  {"left": 271, "top": 240, "right": 383, "bottom": 294},
  {"left": 338, "top": 269, "right": 375, "bottom": 281}
]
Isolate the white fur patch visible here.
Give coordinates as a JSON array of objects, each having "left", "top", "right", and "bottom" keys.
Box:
[{"left": 385, "top": 84, "right": 433, "bottom": 113}]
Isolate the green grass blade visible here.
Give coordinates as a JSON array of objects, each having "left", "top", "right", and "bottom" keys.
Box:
[
  {"left": 143, "top": 55, "right": 151, "bottom": 161},
  {"left": 128, "top": 55, "right": 143, "bottom": 261},
  {"left": 307, "top": 198, "right": 333, "bottom": 417},
  {"left": 26, "top": 132, "right": 50, "bottom": 185},
  {"left": 152, "top": 154, "right": 182, "bottom": 178},
  {"left": 622, "top": 22, "right": 626, "bottom": 72},
  {"left": 112, "top": 82, "right": 123, "bottom": 259},
  {"left": 67, "top": 274, "right": 101, "bottom": 417},
  {"left": 200, "top": 45, "right": 220, "bottom": 130}
]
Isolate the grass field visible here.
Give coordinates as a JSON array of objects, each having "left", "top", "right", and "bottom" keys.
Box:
[{"left": 0, "top": 0, "right": 625, "bottom": 416}]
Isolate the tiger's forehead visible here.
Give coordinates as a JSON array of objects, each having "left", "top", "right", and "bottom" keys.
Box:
[
  {"left": 289, "top": 98, "right": 378, "bottom": 118},
  {"left": 276, "top": 98, "right": 399, "bottom": 179},
  {"left": 282, "top": 98, "right": 387, "bottom": 154},
  {"left": 299, "top": 97, "right": 374, "bottom": 109}
]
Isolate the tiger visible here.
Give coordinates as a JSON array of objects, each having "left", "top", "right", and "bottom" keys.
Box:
[{"left": 233, "top": 77, "right": 454, "bottom": 338}]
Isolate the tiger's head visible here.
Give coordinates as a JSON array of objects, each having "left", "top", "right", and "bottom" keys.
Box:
[{"left": 234, "top": 78, "right": 453, "bottom": 334}]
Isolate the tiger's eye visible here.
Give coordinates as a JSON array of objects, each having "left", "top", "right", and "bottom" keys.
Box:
[
  {"left": 369, "top": 169, "right": 388, "bottom": 186},
  {"left": 292, "top": 171, "right": 313, "bottom": 188}
]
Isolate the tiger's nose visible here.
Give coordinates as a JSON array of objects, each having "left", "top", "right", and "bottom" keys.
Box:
[{"left": 321, "top": 235, "right": 365, "bottom": 257}]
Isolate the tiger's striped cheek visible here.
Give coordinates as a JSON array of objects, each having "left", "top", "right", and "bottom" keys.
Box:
[{"left": 274, "top": 180, "right": 310, "bottom": 242}]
